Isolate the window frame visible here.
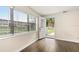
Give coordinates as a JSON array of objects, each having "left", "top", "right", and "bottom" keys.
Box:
[
  {"left": 11, "top": 7, "right": 36, "bottom": 34},
  {"left": 28, "top": 14, "right": 36, "bottom": 31},
  {"left": 0, "top": 6, "right": 37, "bottom": 38},
  {"left": 13, "top": 8, "right": 28, "bottom": 33}
]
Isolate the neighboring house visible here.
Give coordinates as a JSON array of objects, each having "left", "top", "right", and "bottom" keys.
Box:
[
  {"left": 0, "top": 19, "right": 35, "bottom": 30},
  {"left": 0, "top": 19, "right": 28, "bottom": 27},
  {"left": 0, "top": 19, "right": 9, "bottom": 26}
]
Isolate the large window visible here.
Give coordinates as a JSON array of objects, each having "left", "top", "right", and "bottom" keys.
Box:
[
  {"left": 14, "top": 10, "right": 28, "bottom": 33},
  {"left": 0, "top": 7, "right": 10, "bottom": 35},
  {"left": 29, "top": 15, "right": 36, "bottom": 31},
  {"left": 0, "top": 6, "right": 36, "bottom": 36}
]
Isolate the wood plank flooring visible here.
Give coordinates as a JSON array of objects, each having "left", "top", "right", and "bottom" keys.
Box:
[{"left": 21, "top": 38, "right": 79, "bottom": 52}]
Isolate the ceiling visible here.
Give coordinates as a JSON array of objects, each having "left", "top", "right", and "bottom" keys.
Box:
[{"left": 30, "top": 6, "right": 79, "bottom": 16}]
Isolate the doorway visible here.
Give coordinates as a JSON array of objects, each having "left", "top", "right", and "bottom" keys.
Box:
[{"left": 46, "top": 17, "right": 55, "bottom": 38}]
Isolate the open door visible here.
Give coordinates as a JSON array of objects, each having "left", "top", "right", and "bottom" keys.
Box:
[
  {"left": 38, "top": 17, "right": 46, "bottom": 39},
  {"left": 46, "top": 17, "right": 55, "bottom": 38}
]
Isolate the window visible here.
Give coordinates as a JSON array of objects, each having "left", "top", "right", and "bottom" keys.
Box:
[
  {"left": 0, "top": 6, "right": 10, "bottom": 35},
  {"left": 0, "top": 6, "right": 37, "bottom": 36},
  {"left": 29, "top": 15, "right": 36, "bottom": 31},
  {"left": 14, "top": 10, "right": 28, "bottom": 33}
]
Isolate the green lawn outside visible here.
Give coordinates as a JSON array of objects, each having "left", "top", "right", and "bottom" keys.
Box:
[{"left": 47, "top": 27, "right": 55, "bottom": 34}]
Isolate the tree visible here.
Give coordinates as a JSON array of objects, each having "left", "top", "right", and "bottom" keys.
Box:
[{"left": 46, "top": 18, "right": 55, "bottom": 27}]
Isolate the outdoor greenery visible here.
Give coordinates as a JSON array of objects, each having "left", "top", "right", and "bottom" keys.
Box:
[
  {"left": 0, "top": 23, "right": 36, "bottom": 35},
  {"left": 0, "top": 26, "right": 28, "bottom": 35},
  {"left": 0, "top": 26, "right": 10, "bottom": 35},
  {"left": 14, "top": 26, "right": 28, "bottom": 33},
  {"left": 46, "top": 18, "right": 55, "bottom": 27},
  {"left": 47, "top": 27, "right": 55, "bottom": 34},
  {"left": 46, "top": 17, "right": 55, "bottom": 34}
]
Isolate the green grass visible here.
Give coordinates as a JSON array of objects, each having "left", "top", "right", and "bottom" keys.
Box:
[{"left": 47, "top": 27, "right": 55, "bottom": 34}]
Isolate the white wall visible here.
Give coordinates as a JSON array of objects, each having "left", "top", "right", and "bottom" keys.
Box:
[
  {"left": 55, "top": 10, "right": 79, "bottom": 40},
  {"left": 0, "top": 32, "right": 37, "bottom": 52}
]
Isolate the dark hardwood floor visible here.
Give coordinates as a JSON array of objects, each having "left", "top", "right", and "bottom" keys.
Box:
[{"left": 21, "top": 38, "right": 79, "bottom": 52}]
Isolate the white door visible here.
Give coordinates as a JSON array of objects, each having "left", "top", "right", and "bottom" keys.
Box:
[{"left": 38, "top": 17, "right": 46, "bottom": 39}]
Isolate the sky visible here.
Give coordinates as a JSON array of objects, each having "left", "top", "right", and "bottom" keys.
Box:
[
  {"left": 0, "top": 6, "right": 35, "bottom": 22},
  {"left": 0, "top": 6, "right": 10, "bottom": 20}
]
